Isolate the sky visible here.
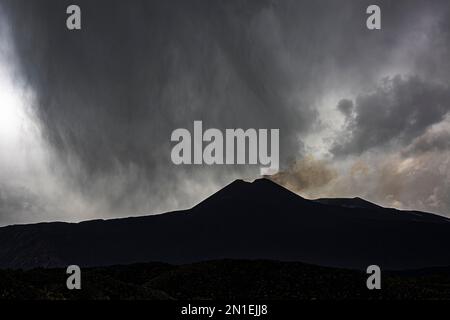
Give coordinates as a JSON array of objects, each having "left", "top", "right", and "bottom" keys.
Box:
[{"left": 0, "top": 0, "right": 449, "bottom": 225}]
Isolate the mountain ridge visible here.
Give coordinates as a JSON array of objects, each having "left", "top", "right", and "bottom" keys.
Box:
[{"left": 1, "top": 178, "right": 450, "bottom": 270}]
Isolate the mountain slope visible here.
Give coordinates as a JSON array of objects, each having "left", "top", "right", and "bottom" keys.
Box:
[
  {"left": 0, "top": 178, "right": 450, "bottom": 270},
  {"left": 313, "top": 197, "right": 382, "bottom": 210}
]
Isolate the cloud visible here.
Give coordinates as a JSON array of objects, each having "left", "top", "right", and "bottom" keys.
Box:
[
  {"left": 402, "top": 114, "right": 450, "bottom": 156},
  {"left": 336, "top": 99, "right": 354, "bottom": 117},
  {"left": 270, "top": 155, "right": 337, "bottom": 197},
  {"left": 1, "top": 0, "right": 450, "bottom": 222},
  {"left": 331, "top": 76, "right": 450, "bottom": 156},
  {"left": 1, "top": 0, "right": 321, "bottom": 223},
  {"left": 271, "top": 151, "right": 450, "bottom": 216}
]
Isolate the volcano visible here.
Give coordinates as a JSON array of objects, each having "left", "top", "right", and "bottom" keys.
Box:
[{"left": 1, "top": 178, "right": 450, "bottom": 270}]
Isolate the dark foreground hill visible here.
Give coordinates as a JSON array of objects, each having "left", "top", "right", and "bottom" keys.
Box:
[
  {"left": 1, "top": 178, "right": 450, "bottom": 270},
  {"left": 2, "top": 259, "right": 450, "bottom": 300}
]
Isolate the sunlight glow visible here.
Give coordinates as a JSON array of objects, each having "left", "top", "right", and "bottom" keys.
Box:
[{"left": 0, "top": 66, "right": 27, "bottom": 142}]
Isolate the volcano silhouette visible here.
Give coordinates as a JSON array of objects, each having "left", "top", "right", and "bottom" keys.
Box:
[{"left": 1, "top": 178, "right": 450, "bottom": 270}]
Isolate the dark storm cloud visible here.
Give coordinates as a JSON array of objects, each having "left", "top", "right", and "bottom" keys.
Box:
[
  {"left": 0, "top": 0, "right": 409, "bottom": 168},
  {"left": 2, "top": 0, "right": 309, "bottom": 171},
  {"left": 2, "top": 0, "right": 450, "bottom": 221},
  {"left": 0, "top": 0, "right": 360, "bottom": 214},
  {"left": 2, "top": 0, "right": 319, "bottom": 195},
  {"left": 337, "top": 99, "right": 354, "bottom": 117},
  {"left": 332, "top": 76, "right": 450, "bottom": 156}
]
